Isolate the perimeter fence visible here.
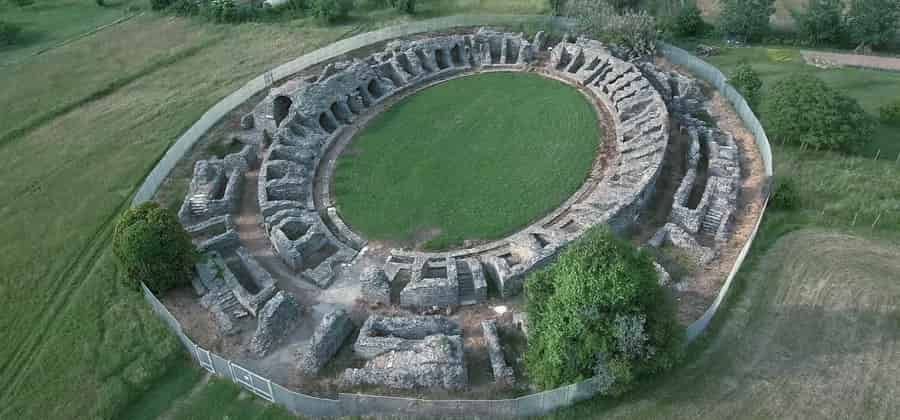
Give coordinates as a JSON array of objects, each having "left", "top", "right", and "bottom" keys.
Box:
[{"left": 135, "top": 17, "right": 774, "bottom": 417}]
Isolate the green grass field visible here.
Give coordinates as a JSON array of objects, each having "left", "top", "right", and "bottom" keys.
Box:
[{"left": 334, "top": 72, "right": 600, "bottom": 250}]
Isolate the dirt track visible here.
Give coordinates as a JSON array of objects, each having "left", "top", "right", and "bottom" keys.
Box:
[{"left": 802, "top": 50, "right": 900, "bottom": 72}]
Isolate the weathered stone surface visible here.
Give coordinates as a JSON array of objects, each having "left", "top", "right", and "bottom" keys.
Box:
[
  {"left": 653, "top": 261, "right": 671, "bottom": 286},
  {"left": 241, "top": 113, "right": 255, "bottom": 129},
  {"left": 354, "top": 315, "right": 461, "bottom": 359},
  {"left": 250, "top": 291, "right": 301, "bottom": 358},
  {"left": 360, "top": 267, "right": 390, "bottom": 305},
  {"left": 298, "top": 309, "right": 354, "bottom": 375},
  {"left": 341, "top": 334, "right": 467, "bottom": 390},
  {"left": 482, "top": 320, "right": 514, "bottom": 386}
]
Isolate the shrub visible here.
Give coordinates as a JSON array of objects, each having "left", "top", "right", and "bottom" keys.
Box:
[
  {"left": 112, "top": 202, "right": 198, "bottom": 294},
  {"left": 389, "top": 0, "right": 414, "bottom": 14},
  {"left": 566, "top": 0, "right": 657, "bottom": 58},
  {"left": 730, "top": 60, "right": 762, "bottom": 108},
  {"left": 8, "top": 0, "right": 34, "bottom": 6},
  {"left": 879, "top": 100, "right": 900, "bottom": 125},
  {"left": 846, "top": 0, "right": 900, "bottom": 50},
  {"left": 718, "top": 0, "right": 775, "bottom": 42},
  {"left": 673, "top": 3, "right": 706, "bottom": 37},
  {"left": 310, "top": 0, "right": 352, "bottom": 22},
  {"left": 763, "top": 74, "right": 876, "bottom": 152},
  {"left": 771, "top": 177, "right": 799, "bottom": 210},
  {"left": 170, "top": 0, "right": 199, "bottom": 15},
  {"left": 548, "top": 0, "right": 565, "bottom": 16},
  {"left": 150, "top": 0, "right": 173, "bottom": 10},
  {"left": 524, "top": 227, "right": 684, "bottom": 391},
  {"left": 0, "top": 21, "right": 23, "bottom": 46},
  {"left": 793, "top": 0, "right": 846, "bottom": 46}
]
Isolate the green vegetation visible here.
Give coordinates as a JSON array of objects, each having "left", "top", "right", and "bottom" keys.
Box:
[
  {"left": 0, "top": 20, "right": 22, "bottom": 46},
  {"left": 113, "top": 202, "right": 198, "bottom": 294},
  {"left": 718, "top": 0, "right": 776, "bottom": 42},
  {"left": 310, "top": 0, "right": 354, "bottom": 22},
  {"left": 730, "top": 60, "right": 762, "bottom": 108},
  {"left": 684, "top": 44, "right": 900, "bottom": 158},
  {"left": 671, "top": 3, "right": 706, "bottom": 37},
  {"left": 550, "top": 229, "right": 900, "bottom": 419},
  {"left": 525, "top": 228, "right": 684, "bottom": 391},
  {"left": 763, "top": 73, "right": 875, "bottom": 152},
  {"left": 879, "top": 99, "right": 900, "bottom": 125},
  {"left": 166, "top": 378, "right": 295, "bottom": 420},
  {"left": 846, "top": 0, "right": 900, "bottom": 49},
  {"left": 792, "top": 0, "right": 844, "bottom": 46},
  {"left": 566, "top": 0, "right": 658, "bottom": 57},
  {"left": 334, "top": 72, "right": 600, "bottom": 250}
]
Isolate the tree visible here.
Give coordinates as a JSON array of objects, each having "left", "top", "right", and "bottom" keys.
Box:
[
  {"left": 763, "top": 74, "right": 876, "bottom": 152},
  {"left": 717, "top": 0, "right": 775, "bottom": 42},
  {"left": 390, "top": 0, "right": 415, "bottom": 14},
  {"left": 846, "top": 0, "right": 900, "bottom": 50},
  {"left": 524, "top": 227, "right": 684, "bottom": 392},
  {"left": 730, "top": 60, "right": 762, "bottom": 108},
  {"left": 310, "top": 0, "right": 352, "bottom": 22},
  {"left": 792, "top": 0, "right": 846, "bottom": 46},
  {"left": 113, "top": 202, "right": 198, "bottom": 294},
  {"left": 0, "top": 21, "right": 22, "bottom": 46},
  {"left": 566, "top": 0, "right": 658, "bottom": 58},
  {"left": 673, "top": 3, "right": 707, "bottom": 37}
]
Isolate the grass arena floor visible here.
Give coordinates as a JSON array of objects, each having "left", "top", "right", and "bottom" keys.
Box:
[{"left": 334, "top": 72, "right": 601, "bottom": 250}]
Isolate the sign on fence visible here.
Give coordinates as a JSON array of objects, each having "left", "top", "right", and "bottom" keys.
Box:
[
  {"left": 194, "top": 345, "right": 216, "bottom": 374},
  {"left": 229, "top": 362, "right": 275, "bottom": 402}
]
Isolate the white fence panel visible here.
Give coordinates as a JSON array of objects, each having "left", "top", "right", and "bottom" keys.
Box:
[{"left": 229, "top": 362, "right": 275, "bottom": 402}]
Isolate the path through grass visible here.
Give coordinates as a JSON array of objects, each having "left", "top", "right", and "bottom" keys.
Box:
[{"left": 334, "top": 72, "right": 601, "bottom": 250}]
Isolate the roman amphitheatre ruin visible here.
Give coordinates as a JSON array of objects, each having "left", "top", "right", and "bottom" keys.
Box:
[{"left": 154, "top": 26, "right": 766, "bottom": 406}]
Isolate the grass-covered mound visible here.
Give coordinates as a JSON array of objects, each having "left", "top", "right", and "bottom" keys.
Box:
[{"left": 334, "top": 72, "right": 600, "bottom": 250}]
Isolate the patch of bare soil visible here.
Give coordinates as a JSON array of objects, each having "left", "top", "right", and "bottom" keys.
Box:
[{"left": 801, "top": 50, "right": 900, "bottom": 72}]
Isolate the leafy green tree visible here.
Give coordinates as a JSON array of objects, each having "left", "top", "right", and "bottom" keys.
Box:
[
  {"left": 846, "top": 0, "right": 900, "bottom": 50},
  {"left": 879, "top": 99, "right": 900, "bottom": 125},
  {"left": 548, "top": 0, "right": 566, "bottom": 15},
  {"left": 730, "top": 60, "right": 763, "bottom": 108},
  {"left": 566, "top": 0, "right": 658, "bottom": 58},
  {"left": 717, "top": 0, "right": 775, "bottom": 42},
  {"left": 150, "top": 0, "right": 173, "bottom": 10},
  {"left": 524, "top": 228, "right": 684, "bottom": 392},
  {"left": 113, "top": 202, "right": 198, "bottom": 294},
  {"left": 310, "top": 0, "right": 353, "bottom": 22},
  {"left": 763, "top": 74, "right": 876, "bottom": 152},
  {"left": 792, "top": 0, "right": 846, "bottom": 46},
  {"left": 390, "top": 0, "right": 415, "bottom": 14},
  {"left": 673, "top": 3, "right": 706, "bottom": 37}
]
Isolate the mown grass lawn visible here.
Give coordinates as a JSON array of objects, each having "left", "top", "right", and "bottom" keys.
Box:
[{"left": 334, "top": 72, "right": 601, "bottom": 250}]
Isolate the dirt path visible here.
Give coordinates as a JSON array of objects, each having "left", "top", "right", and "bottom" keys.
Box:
[{"left": 802, "top": 50, "right": 900, "bottom": 72}]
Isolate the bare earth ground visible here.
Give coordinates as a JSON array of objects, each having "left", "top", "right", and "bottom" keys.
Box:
[
  {"left": 554, "top": 230, "right": 900, "bottom": 419},
  {"left": 802, "top": 50, "right": 900, "bottom": 71}
]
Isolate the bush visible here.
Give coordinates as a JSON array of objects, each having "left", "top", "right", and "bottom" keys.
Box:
[
  {"left": 170, "top": 0, "right": 199, "bottom": 15},
  {"left": 310, "top": 0, "right": 352, "bottom": 22},
  {"left": 879, "top": 100, "right": 900, "bottom": 125},
  {"left": 730, "top": 60, "right": 762, "bottom": 108},
  {"left": 771, "top": 177, "right": 800, "bottom": 210},
  {"left": 793, "top": 0, "right": 846, "bottom": 46},
  {"left": 389, "top": 0, "right": 414, "bottom": 14},
  {"left": 763, "top": 74, "right": 876, "bottom": 152},
  {"left": 0, "top": 21, "right": 23, "bottom": 46},
  {"left": 524, "top": 227, "right": 684, "bottom": 391},
  {"left": 112, "top": 202, "right": 198, "bottom": 294},
  {"left": 673, "top": 3, "right": 706, "bottom": 37},
  {"left": 150, "top": 0, "right": 173, "bottom": 10},
  {"left": 8, "top": 0, "right": 34, "bottom": 6},
  {"left": 548, "top": 0, "right": 565, "bottom": 15},
  {"left": 566, "top": 0, "right": 657, "bottom": 58},
  {"left": 718, "top": 0, "right": 775, "bottom": 42},
  {"left": 846, "top": 0, "right": 900, "bottom": 50}
]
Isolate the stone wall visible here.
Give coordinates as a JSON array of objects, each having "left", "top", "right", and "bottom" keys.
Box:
[{"left": 298, "top": 309, "right": 354, "bottom": 375}]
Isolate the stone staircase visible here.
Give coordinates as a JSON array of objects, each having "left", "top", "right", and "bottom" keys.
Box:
[{"left": 458, "top": 270, "right": 477, "bottom": 305}]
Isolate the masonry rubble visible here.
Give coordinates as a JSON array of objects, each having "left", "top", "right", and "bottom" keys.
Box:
[
  {"left": 482, "top": 319, "right": 515, "bottom": 386},
  {"left": 298, "top": 309, "right": 354, "bottom": 375},
  {"left": 250, "top": 291, "right": 301, "bottom": 357}
]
